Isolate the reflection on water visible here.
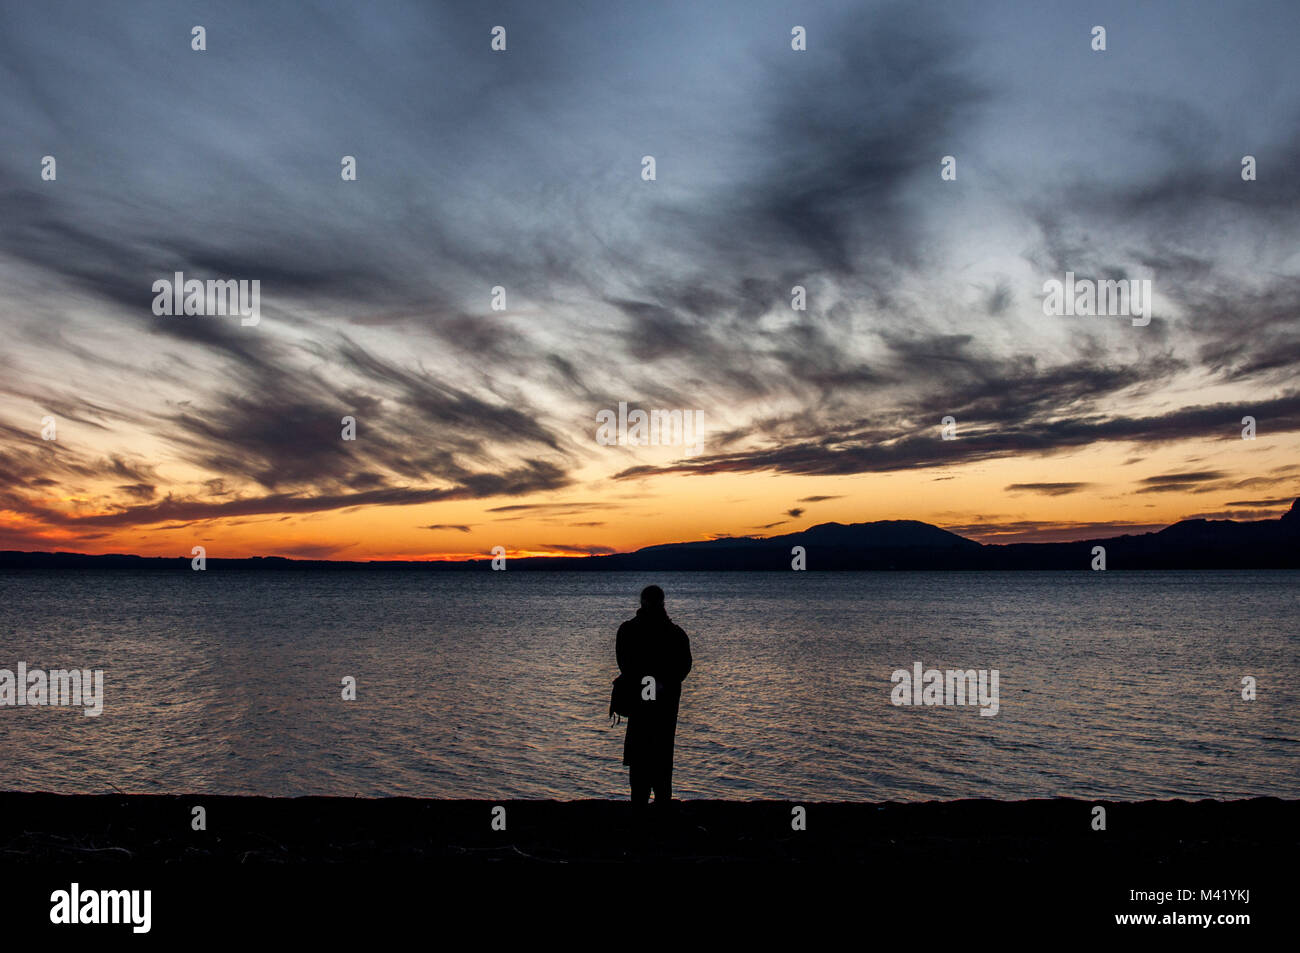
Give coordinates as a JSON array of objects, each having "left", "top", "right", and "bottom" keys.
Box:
[{"left": 2, "top": 570, "right": 1296, "bottom": 800}]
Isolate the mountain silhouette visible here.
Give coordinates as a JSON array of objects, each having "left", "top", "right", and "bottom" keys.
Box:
[
  {"left": 568, "top": 500, "right": 1298, "bottom": 570},
  {"left": 2, "top": 500, "right": 1296, "bottom": 570}
]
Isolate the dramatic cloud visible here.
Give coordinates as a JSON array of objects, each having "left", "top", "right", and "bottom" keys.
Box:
[
  {"left": 613, "top": 394, "right": 1300, "bottom": 481},
  {"left": 0, "top": 0, "right": 1296, "bottom": 554}
]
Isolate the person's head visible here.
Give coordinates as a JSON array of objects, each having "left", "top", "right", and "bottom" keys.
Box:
[{"left": 640, "top": 584, "right": 665, "bottom": 610}]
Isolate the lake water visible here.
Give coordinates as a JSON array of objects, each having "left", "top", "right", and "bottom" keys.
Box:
[{"left": 2, "top": 570, "right": 1296, "bottom": 800}]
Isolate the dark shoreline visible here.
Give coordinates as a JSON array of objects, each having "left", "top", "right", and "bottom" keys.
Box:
[
  {"left": 3, "top": 794, "right": 1286, "bottom": 939},
  {"left": 2, "top": 793, "right": 1291, "bottom": 864}
]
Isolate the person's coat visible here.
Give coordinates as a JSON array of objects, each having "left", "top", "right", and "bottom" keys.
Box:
[{"left": 616, "top": 606, "right": 692, "bottom": 767}]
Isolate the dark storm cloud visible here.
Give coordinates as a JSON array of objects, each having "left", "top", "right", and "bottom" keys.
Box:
[
  {"left": 0, "top": 0, "right": 622, "bottom": 322},
  {"left": 22, "top": 459, "right": 570, "bottom": 529},
  {"left": 603, "top": 6, "right": 994, "bottom": 409},
  {"left": 614, "top": 392, "right": 1300, "bottom": 481},
  {"left": 984, "top": 282, "right": 1013, "bottom": 317},
  {"left": 0, "top": 0, "right": 598, "bottom": 527},
  {"left": 1200, "top": 473, "right": 1300, "bottom": 494},
  {"left": 1019, "top": 112, "right": 1300, "bottom": 392},
  {"left": 609, "top": 332, "right": 1209, "bottom": 480},
  {"left": 665, "top": 4, "right": 986, "bottom": 281},
  {"left": 1179, "top": 279, "right": 1300, "bottom": 385},
  {"left": 0, "top": 183, "right": 412, "bottom": 322},
  {"left": 0, "top": 443, "right": 163, "bottom": 508},
  {"left": 127, "top": 325, "right": 578, "bottom": 518},
  {"left": 333, "top": 339, "right": 565, "bottom": 455},
  {"left": 116, "top": 483, "right": 157, "bottom": 500}
]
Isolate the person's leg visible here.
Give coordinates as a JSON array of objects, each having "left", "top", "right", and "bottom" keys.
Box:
[
  {"left": 654, "top": 766, "right": 672, "bottom": 805},
  {"left": 626, "top": 716, "right": 651, "bottom": 805},
  {"left": 630, "top": 765, "right": 651, "bottom": 806},
  {"left": 651, "top": 722, "right": 675, "bottom": 808}
]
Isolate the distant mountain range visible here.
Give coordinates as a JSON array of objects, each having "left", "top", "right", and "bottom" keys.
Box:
[{"left": 3, "top": 499, "right": 1297, "bottom": 571}]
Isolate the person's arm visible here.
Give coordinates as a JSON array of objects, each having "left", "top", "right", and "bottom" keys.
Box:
[
  {"left": 677, "top": 627, "right": 693, "bottom": 681},
  {"left": 616, "top": 622, "right": 629, "bottom": 674}
]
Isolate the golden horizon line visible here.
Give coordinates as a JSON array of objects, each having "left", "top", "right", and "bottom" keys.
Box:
[{"left": 4, "top": 503, "right": 1294, "bottom": 562}]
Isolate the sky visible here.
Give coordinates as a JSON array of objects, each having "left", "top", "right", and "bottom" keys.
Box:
[{"left": 1, "top": 0, "right": 1298, "bottom": 560}]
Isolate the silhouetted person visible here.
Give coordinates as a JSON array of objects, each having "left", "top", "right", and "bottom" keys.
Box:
[{"left": 617, "top": 585, "right": 692, "bottom": 809}]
